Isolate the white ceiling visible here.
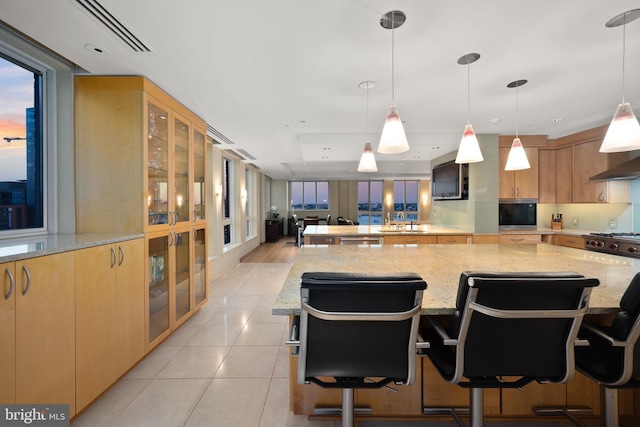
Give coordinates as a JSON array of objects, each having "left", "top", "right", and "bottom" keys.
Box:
[{"left": 2, "top": 0, "right": 640, "bottom": 180}]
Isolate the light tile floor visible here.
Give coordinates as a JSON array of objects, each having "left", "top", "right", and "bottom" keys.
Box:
[
  {"left": 72, "top": 262, "right": 342, "bottom": 427},
  {"left": 71, "top": 261, "right": 596, "bottom": 427}
]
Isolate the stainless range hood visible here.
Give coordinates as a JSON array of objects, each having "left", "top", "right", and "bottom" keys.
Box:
[{"left": 589, "top": 156, "right": 640, "bottom": 181}]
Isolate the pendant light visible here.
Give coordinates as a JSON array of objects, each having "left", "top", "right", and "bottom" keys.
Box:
[
  {"left": 600, "top": 9, "right": 640, "bottom": 153},
  {"left": 455, "top": 53, "right": 483, "bottom": 164},
  {"left": 378, "top": 10, "right": 409, "bottom": 154},
  {"left": 358, "top": 81, "right": 378, "bottom": 172},
  {"left": 504, "top": 79, "right": 531, "bottom": 171}
]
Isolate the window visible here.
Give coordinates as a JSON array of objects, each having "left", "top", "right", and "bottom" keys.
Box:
[
  {"left": 393, "top": 180, "right": 419, "bottom": 221},
  {"left": 291, "top": 181, "right": 329, "bottom": 210},
  {"left": 222, "top": 157, "right": 233, "bottom": 245},
  {"left": 0, "top": 54, "right": 43, "bottom": 234},
  {"left": 357, "top": 181, "right": 383, "bottom": 225}
]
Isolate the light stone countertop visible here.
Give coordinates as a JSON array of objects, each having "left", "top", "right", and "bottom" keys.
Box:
[
  {"left": 272, "top": 243, "right": 637, "bottom": 316},
  {"left": 302, "top": 224, "right": 471, "bottom": 237},
  {"left": 0, "top": 233, "right": 144, "bottom": 263}
]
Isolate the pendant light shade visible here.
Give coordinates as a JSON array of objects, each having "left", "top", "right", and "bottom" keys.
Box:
[
  {"left": 455, "top": 53, "right": 483, "bottom": 164},
  {"left": 600, "top": 9, "right": 640, "bottom": 153},
  {"left": 504, "top": 137, "right": 530, "bottom": 170},
  {"left": 358, "top": 80, "right": 377, "bottom": 172},
  {"left": 378, "top": 11, "right": 409, "bottom": 154},
  {"left": 358, "top": 142, "right": 378, "bottom": 172},
  {"left": 379, "top": 104, "right": 409, "bottom": 154},
  {"left": 601, "top": 103, "right": 640, "bottom": 152},
  {"left": 456, "top": 124, "right": 483, "bottom": 163},
  {"left": 505, "top": 79, "right": 530, "bottom": 171}
]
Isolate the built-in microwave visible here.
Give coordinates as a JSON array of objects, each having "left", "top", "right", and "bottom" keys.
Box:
[{"left": 499, "top": 200, "right": 537, "bottom": 228}]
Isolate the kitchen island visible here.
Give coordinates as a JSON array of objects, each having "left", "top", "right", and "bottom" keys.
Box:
[
  {"left": 301, "top": 224, "right": 472, "bottom": 245},
  {"left": 273, "top": 243, "right": 639, "bottom": 422}
]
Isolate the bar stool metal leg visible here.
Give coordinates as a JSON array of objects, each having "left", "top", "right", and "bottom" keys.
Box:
[
  {"left": 342, "top": 388, "right": 354, "bottom": 427},
  {"left": 603, "top": 387, "right": 619, "bottom": 427},
  {"left": 470, "top": 388, "right": 484, "bottom": 427}
]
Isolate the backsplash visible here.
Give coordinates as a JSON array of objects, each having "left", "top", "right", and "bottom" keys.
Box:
[{"left": 538, "top": 203, "right": 633, "bottom": 232}]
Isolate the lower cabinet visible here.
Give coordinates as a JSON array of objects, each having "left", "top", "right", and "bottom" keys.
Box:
[
  {"left": 499, "top": 234, "right": 541, "bottom": 244},
  {"left": 555, "top": 234, "right": 585, "bottom": 250},
  {"left": 15, "top": 252, "right": 76, "bottom": 416},
  {"left": 76, "top": 239, "right": 144, "bottom": 410},
  {"left": 384, "top": 235, "right": 437, "bottom": 245},
  {"left": 0, "top": 262, "right": 16, "bottom": 404}
]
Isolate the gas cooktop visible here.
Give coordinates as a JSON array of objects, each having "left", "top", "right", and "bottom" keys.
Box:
[{"left": 582, "top": 232, "right": 640, "bottom": 258}]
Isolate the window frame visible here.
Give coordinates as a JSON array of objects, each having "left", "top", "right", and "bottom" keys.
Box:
[
  {"left": 222, "top": 156, "right": 233, "bottom": 245},
  {"left": 357, "top": 181, "right": 383, "bottom": 225},
  {"left": 290, "top": 181, "right": 329, "bottom": 211},
  {"left": 393, "top": 180, "right": 419, "bottom": 222}
]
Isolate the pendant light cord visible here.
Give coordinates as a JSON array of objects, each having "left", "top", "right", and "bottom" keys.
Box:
[
  {"left": 622, "top": 13, "right": 627, "bottom": 103},
  {"left": 467, "top": 64, "right": 471, "bottom": 124},
  {"left": 391, "top": 11, "right": 395, "bottom": 103},
  {"left": 515, "top": 85, "right": 519, "bottom": 138},
  {"left": 366, "top": 84, "right": 369, "bottom": 138}
]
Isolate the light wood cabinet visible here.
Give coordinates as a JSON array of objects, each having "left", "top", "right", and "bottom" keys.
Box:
[
  {"left": 384, "top": 235, "right": 437, "bottom": 245},
  {"left": 75, "top": 76, "right": 208, "bottom": 351},
  {"left": 15, "top": 252, "right": 76, "bottom": 416},
  {"left": 76, "top": 239, "right": 144, "bottom": 411},
  {"left": 499, "top": 234, "right": 541, "bottom": 244},
  {"left": 555, "top": 147, "right": 573, "bottom": 203},
  {"left": 498, "top": 146, "right": 539, "bottom": 199},
  {"left": 0, "top": 262, "right": 16, "bottom": 404},
  {"left": 572, "top": 140, "right": 630, "bottom": 203},
  {"left": 556, "top": 235, "right": 585, "bottom": 250},
  {"left": 437, "top": 235, "right": 468, "bottom": 244},
  {"left": 538, "top": 149, "right": 556, "bottom": 203}
]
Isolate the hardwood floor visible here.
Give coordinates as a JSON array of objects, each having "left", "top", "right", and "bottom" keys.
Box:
[{"left": 240, "top": 236, "right": 299, "bottom": 263}]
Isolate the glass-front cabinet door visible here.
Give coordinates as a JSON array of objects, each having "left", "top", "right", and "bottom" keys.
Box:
[
  {"left": 173, "top": 116, "right": 190, "bottom": 226},
  {"left": 148, "top": 234, "right": 170, "bottom": 344},
  {"left": 193, "top": 227, "right": 207, "bottom": 308},
  {"left": 174, "top": 229, "right": 191, "bottom": 324},
  {"left": 193, "top": 129, "right": 206, "bottom": 222},
  {"left": 147, "top": 101, "right": 170, "bottom": 228}
]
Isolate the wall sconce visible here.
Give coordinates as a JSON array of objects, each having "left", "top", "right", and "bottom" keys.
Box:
[
  {"left": 216, "top": 184, "right": 223, "bottom": 197},
  {"left": 241, "top": 189, "right": 247, "bottom": 209},
  {"left": 422, "top": 193, "right": 429, "bottom": 205},
  {"left": 385, "top": 194, "right": 393, "bottom": 206}
]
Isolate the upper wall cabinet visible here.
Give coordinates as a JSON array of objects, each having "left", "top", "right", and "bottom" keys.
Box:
[
  {"left": 498, "top": 146, "right": 539, "bottom": 199},
  {"left": 75, "top": 76, "right": 207, "bottom": 234},
  {"left": 540, "top": 127, "right": 631, "bottom": 204}
]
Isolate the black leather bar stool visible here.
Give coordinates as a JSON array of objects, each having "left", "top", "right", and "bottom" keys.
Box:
[
  {"left": 287, "top": 271, "right": 428, "bottom": 427},
  {"left": 421, "top": 271, "right": 599, "bottom": 427},
  {"left": 572, "top": 272, "right": 640, "bottom": 427}
]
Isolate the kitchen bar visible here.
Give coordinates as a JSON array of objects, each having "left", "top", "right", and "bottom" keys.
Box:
[{"left": 273, "top": 243, "right": 638, "bottom": 420}]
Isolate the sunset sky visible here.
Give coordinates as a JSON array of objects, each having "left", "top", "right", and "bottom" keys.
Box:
[{"left": 0, "top": 56, "right": 32, "bottom": 181}]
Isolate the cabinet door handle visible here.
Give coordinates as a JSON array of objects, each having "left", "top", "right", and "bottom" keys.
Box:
[
  {"left": 511, "top": 187, "right": 515, "bottom": 198},
  {"left": 110, "top": 247, "right": 117, "bottom": 268},
  {"left": 516, "top": 187, "right": 520, "bottom": 198},
  {"left": 510, "top": 238, "right": 524, "bottom": 242},
  {"left": 598, "top": 191, "right": 606, "bottom": 202},
  {"left": 21, "top": 265, "right": 31, "bottom": 296},
  {"left": 118, "top": 246, "right": 125, "bottom": 266},
  {"left": 174, "top": 212, "right": 179, "bottom": 225},
  {"left": 193, "top": 210, "right": 197, "bottom": 223},
  {"left": 168, "top": 232, "right": 174, "bottom": 247},
  {"left": 4, "top": 268, "right": 14, "bottom": 300}
]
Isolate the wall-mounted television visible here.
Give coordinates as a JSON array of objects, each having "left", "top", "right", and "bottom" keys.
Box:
[{"left": 431, "top": 161, "right": 469, "bottom": 201}]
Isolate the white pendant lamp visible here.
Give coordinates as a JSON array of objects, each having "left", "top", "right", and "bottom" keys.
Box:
[
  {"left": 358, "top": 81, "right": 378, "bottom": 172},
  {"left": 455, "top": 53, "right": 483, "bottom": 164},
  {"left": 600, "top": 9, "right": 640, "bottom": 153},
  {"left": 505, "top": 79, "right": 531, "bottom": 171},
  {"left": 378, "top": 10, "right": 409, "bottom": 154}
]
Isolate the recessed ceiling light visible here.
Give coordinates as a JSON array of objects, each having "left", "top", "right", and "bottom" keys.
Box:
[
  {"left": 84, "top": 44, "right": 109, "bottom": 54},
  {"left": 553, "top": 118, "right": 562, "bottom": 123},
  {"left": 489, "top": 118, "right": 501, "bottom": 124},
  {"left": 323, "top": 147, "right": 331, "bottom": 150}
]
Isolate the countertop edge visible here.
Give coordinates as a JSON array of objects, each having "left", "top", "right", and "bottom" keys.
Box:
[{"left": 0, "top": 233, "right": 145, "bottom": 263}]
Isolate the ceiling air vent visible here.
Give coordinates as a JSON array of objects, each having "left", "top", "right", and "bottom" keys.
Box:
[
  {"left": 207, "top": 124, "right": 235, "bottom": 145},
  {"left": 72, "top": 0, "right": 151, "bottom": 52}
]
